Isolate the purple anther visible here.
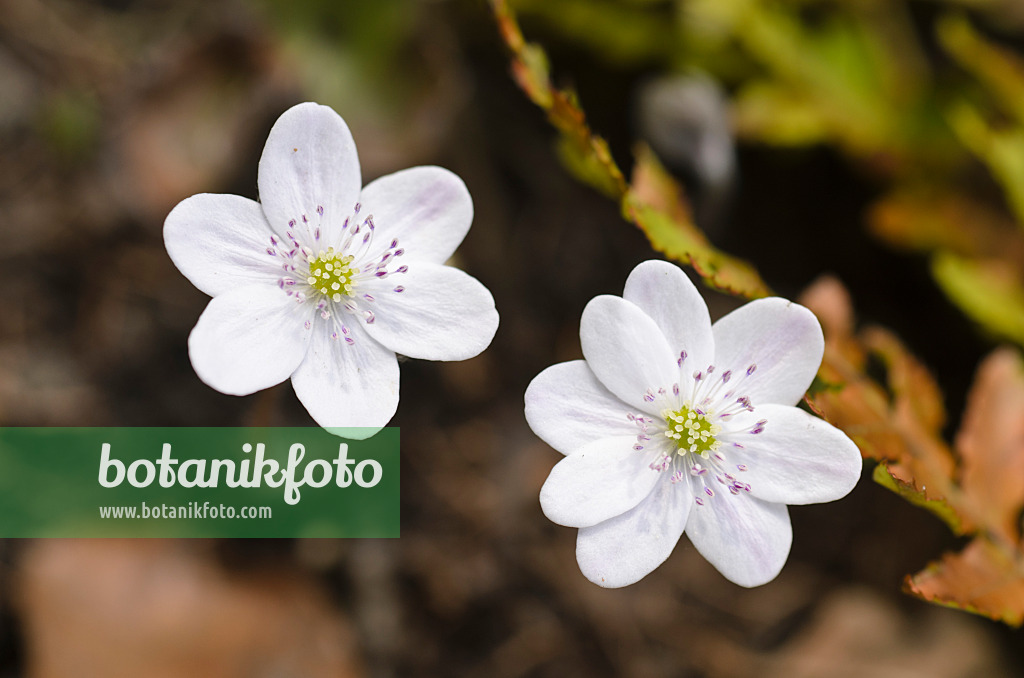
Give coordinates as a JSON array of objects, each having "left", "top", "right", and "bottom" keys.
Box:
[
  {"left": 707, "top": 365, "right": 715, "bottom": 374},
  {"left": 704, "top": 487, "right": 715, "bottom": 498},
  {"left": 267, "top": 248, "right": 276, "bottom": 256},
  {"left": 304, "top": 320, "right": 311, "bottom": 330},
  {"left": 390, "top": 238, "right": 399, "bottom": 249},
  {"left": 342, "top": 217, "right": 349, "bottom": 230},
  {"left": 364, "top": 310, "right": 375, "bottom": 324},
  {"left": 345, "top": 337, "right": 355, "bottom": 345},
  {"left": 354, "top": 202, "right": 361, "bottom": 213},
  {"left": 331, "top": 331, "right": 338, "bottom": 340},
  {"left": 365, "top": 215, "right": 375, "bottom": 230},
  {"left": 363, "top": 294, "right": 375, "bottom": 302},
  {"left": 634, "top": 444, "right": 644, "bottom": 451},
  {"left": 693, "top": 370, "right": 703, "bottom": 382},
  {"left": 302, "top": 214, "right": 308, "bottom": 223},
  {"left": 721, "top": 370, "right": 731, "bottom": 383},
  {"left": 736, "top": 464, "right": 748, "bottom": 472},
  {"left": 393, "top": 285, "right": 405, "bottom": 293},
  {"left": 317, "top": 205, "right": 324, "bottom": 216},
  {"left": 396, "top": 265, "right": 408, "bottom": 273},
  {"left": 375, "top": 271, "right": 387, "bottom": 278},
  {"left": 695, "top": 497, "right": 704, "bottom": 506},
  {"left": 288, "top": 219, "right": 296, "bottom": 227},
  {"left": 394, "top": 248, "right": 405, "bottom": 257},
  {"left": 315, "top": 228, "right": 321, "bottom": 240},
  {"left": 747, "top": 363, "right": 757, "bottom": 376},
  {"left": 672, "top": 383, "right": 680, "bottom": 396}
]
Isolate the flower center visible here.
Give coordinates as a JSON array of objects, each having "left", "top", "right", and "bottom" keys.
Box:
[
  {"left": 306, "top": 248, "right": 359, "bottom": 303},
  {"left": 664, "top": 404, "right": 721, "bottom": 456}
]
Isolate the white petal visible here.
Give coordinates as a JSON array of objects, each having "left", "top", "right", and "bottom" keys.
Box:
[
  {"left": 576, "top": 476, "right": 691, "bottom": 588},
  {"left": 291, "top": 322, "right": 399, "bottom": 433},
  {"left": 580, "top": 295, "right": 679, "bottom": 414},
  {"left": 623, "top": 260, "right": 714, "bottom": 373},
  {"left": 164, "top": 194, "right": 280, "bottom": 297},
  {"left": 257, "top": 102, "right": 361, "bottom": 243},
  {"left": 360, "top": 263, "right": 498, "bottom": 361},
  {"left": 725, "top": 405, "right": 862, "bottom": 505},
  {"left": 188, "top": 284, "right": 312, "bottom": 396},
  {"left": 685, "top": 494, "right": 792, "bottom": 587},
  {"left": 712, "top": 297, "right": 823, "bottom": 407},
  {"left": 358, "top": 166, "right": 473, "bottom": 264},
  {"left": 525, "top": 361, "right": 635, "bottom": 456},
  {"left": 539, "top": 436, "right": 661, "bottom": 528}
]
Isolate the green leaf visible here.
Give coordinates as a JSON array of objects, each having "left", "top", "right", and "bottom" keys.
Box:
[{"left": 932, "top": 251, "right": 1024, "bottom": 347}]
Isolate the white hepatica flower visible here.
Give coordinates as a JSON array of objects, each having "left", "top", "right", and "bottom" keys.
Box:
[
  {"left": 165, "top": 102, "right": 498, "bottom": 438},
  {"left": 525, "top": 260, "right": 861, "bottom": 588}
]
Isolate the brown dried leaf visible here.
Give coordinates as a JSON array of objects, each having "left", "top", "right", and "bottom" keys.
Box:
[
  {"left": 868, "top": 188, "right": 1024, "bottom": 262},
  {"left": 864, "top": 326, "right": 947, "bottom": 434},
  {"left": 905, "top": 537, "right": 1024, "bottom": 627},
  {"left": 957, "top": 348, "right": 1024, "bottom": 544}
]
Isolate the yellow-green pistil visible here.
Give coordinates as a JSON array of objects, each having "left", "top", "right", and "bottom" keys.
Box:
[
  {"left": 306, "top": 248, "right": 358, "bottom": 302},
  {"left": 664, "top": 405, "right": 721, "bottom": 456}
]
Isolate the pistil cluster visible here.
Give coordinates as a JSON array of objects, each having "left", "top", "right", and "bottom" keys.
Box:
[{"left": 630, "top": 358, "right": 767, "bottom": 506}]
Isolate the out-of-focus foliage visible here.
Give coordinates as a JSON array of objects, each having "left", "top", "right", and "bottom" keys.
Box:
[
  {"left": 492, "top": 0, "right": 771, "bottom": 297},
  {"left": 507, "top": 0, "right": 1024, "bottom": 348},
  {"left": 494, "top": 0, "right": 1024, "bottom": 625}
]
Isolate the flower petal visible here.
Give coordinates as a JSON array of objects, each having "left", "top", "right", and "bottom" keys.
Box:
[
  {"left": 712, "top": 297, "right": 824, "bottom": 407},
  {"left": 725, "top": 405, "right": 862, "bottom": 505},
  {"left": 525, "top": 360, "right": 635, "bottom": 455},
  {"left": 580, "top": 295, "right": 679, "bottom": 414},
  {"left": 623, "top": 260, "right": 714, "bottom": 373},
  {"left": 164, "top": 194, "right": 280, "bottom": 297},
  {"left": 188, "top": 284, "right": 312, "bottom": 396},
  {"left": 576, "top": 476, "right": 691, "bottom": 588},
  {"left": 360, "top": 262, "right": 498, "bottom": 361},
  {"left": 540, "top": 436, "right": 661, "bottom": 528},
  {"left": 257, "top": 102, "right": 361, "bottom": 243},
  {"left": 358, "top": 166, "right": 473, "bottom": 265},
  {"left": 684, "top": 494, "right": 792, "bottom": 587},
  {"left": 291, "top": 322, "right": 399, "bottom": 434}
]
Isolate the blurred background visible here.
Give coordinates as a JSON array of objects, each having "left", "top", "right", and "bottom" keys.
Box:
[{"left": 0, "top": 0, "right": 1023, "bottom": 675}]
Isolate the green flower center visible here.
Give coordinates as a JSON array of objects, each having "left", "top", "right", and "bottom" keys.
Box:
[
  {"left": 306, "top": 248, "right": 359, "bottom": 302},
  {"left": 664, "top": 404, "right": 721, "bottom": 456}
]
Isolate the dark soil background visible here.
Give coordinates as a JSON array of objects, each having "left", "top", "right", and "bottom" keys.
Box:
[{"left": 0, "top": 0, "right": 1019, "bottom": 676}]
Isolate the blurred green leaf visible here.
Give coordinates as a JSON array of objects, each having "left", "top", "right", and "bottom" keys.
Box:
[{"left": 932, "top": 252, "right": 1024, "bottom": 347}]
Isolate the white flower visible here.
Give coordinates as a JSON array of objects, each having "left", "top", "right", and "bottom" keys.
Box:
[
  {"left": 165, "top": 102, "right": 498, "bottom": 438},
  {"left": 525, "top": 260, "right": 861, "bottom": 588}
]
